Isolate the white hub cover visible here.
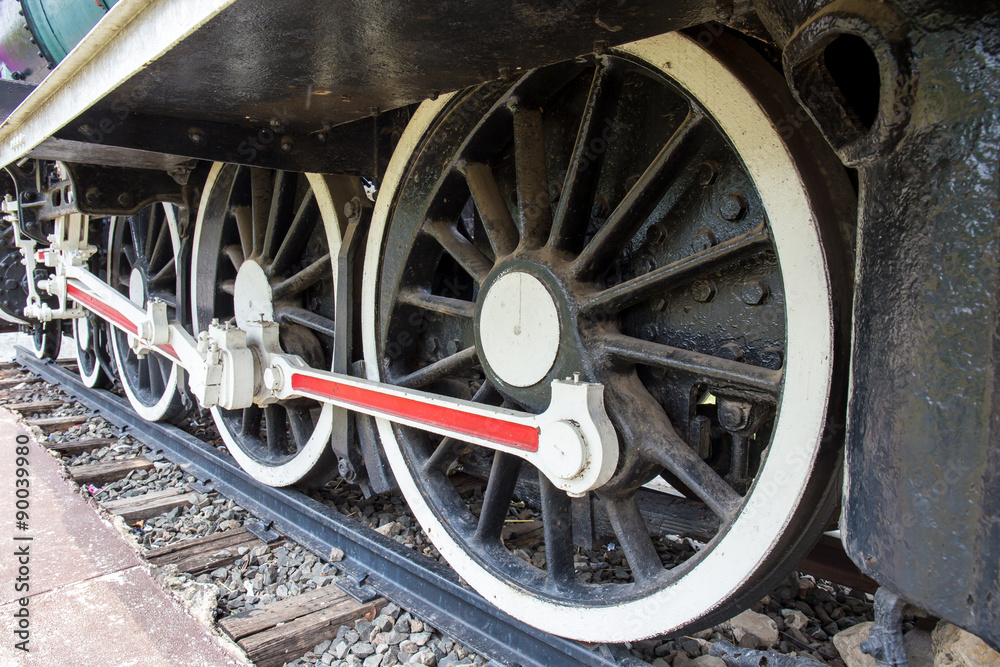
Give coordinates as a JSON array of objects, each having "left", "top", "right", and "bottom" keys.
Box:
[
  {"left": 234, "top": 260, "right": 275, "bottom": 326},
  {"left": 479, "top": 271, "right": 560, "bottom": 387},
  {"left": 128, "top": 267, "right": 146, "bottom": 306}
]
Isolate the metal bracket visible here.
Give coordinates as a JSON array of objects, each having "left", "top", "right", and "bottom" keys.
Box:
[
  {"left": 246, "top": 519, "right": 282, "bottom": 545},
  {"left": 336, "top": 572, "right": 380, "bottom": 604},
  {"left": 331, "top": 204, "right": 367, "bottom": 482},
  {"left": 861, "top": 588, "right": 910, "bottom": 667}
]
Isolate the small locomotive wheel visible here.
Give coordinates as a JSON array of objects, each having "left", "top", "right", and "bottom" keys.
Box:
[
  {"left": 108, "top": 204, "right": 188, "bottom": 422},
  {"left": 72, "top": 312, "right": 111, "bottom": 388},
  {"left": 191, "top": 164, "right": 341, "bottom": 488},
  {"left": 29, "top": 320, "right": 62, "bottom": 360},
  {"left": 362, "top": 31, "right": 852, "bottom": 641}
]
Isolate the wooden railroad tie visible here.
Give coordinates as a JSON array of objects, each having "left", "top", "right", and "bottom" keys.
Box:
[
  {"left": 5, "top": 399, "right": 65, "bottom": 416},
  {"left": 219, "top": 584, "right": 387, "bottom": 667},
  {"left": 146, "top": 527, "right": 281, "bottom": 575},
  {"left": 45, "top": 437, "right": 118, "bottom": 456},
  {"left": 0, "top": 376, "right": 42, "bottom": 390},
  {"left": 102, "top": 487, "right": 202, "bottom": 523},
  {"left": 68, "top": 457, "right": 154, "bottom": 486},
  {"left": 0, "top": 360, "right": 22, "bottom": 372},
  {"left": 27, "top": 413, "right": 89, "bottom": 433}
]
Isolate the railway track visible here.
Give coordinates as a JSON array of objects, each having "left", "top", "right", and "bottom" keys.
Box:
[
  {"left": 6, "top": 348, "right": 881, "bottom": 667},
  {"left": 11, "top": 348, "right": 650, "bottom": 667}
]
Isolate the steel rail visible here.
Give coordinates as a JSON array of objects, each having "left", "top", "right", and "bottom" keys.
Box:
[{"left": 15, "top": 347, "right": 648, "bottom": 667}]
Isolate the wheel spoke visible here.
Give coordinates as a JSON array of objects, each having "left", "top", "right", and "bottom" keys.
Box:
[
  {"left": 271, "top": 252, "right": 331, "bottom": 300},
  {"left": 512, "top": 104, "right": 551, "bottom": 248},
  {"left": 241, "top": 405, "right": 262, "bottom": 438},
  {"left": 602, "top": 495, "right": 663, "bottom": 585},
  {"left": 149, "top": 213, "right": 171, "bottom": 273},
  {"left": 582, "top": 221, "right": 772, "bottom": 313},
  {"left": 148, "top": 291, "right": 177, "bottom": 309},
  {"left": 601, "top": 332, "right": 782, "bottom": 398},
  {"left": 143, "top": 204, "right": 166, "bottom": 257},
  {"left": 607, "top": 375, "right": 741, "bottom": 520},
  {"left": 424, "top": 219, "right": 494, "bottom": 284},
  {"left": 396, "top": 347, "right": 479, "bottom": 389},
  {"left": 148, "top": 356, "right": 165, "bottom": 395},
  {"left": 219, "top": 279, "right": 236, "bottom": 296},
  {"left": 287, "top": 404, "right": 314, "bottom": 449},
  {"left": 269, "top": 191, "right": 319, "bottom": 278},
  {"left": 462, "top": 162, "right": 518, "bottom": 257},
  {"left": 264, "top": 405, "right": 289, "bottom": 454},
  {"left": 539, "top": 474, "right": 575, "bottom": 586},
  {"left": 572, "top": 107, "right": 708, "bottom": 280},
  {"left": 224, "top": 244, "right": 244, "bottom": 271},
  {"left": 233, "top": 205, "right": 254, "bottom": 261},
  {"left": 473, "top": 451, "right": 522, "bottom": 543},
  {"left": 274, "top": 306, "right": 336, "bottom": 341},
  {"left": 251, "top": 167, "right": 273, "bottom": 258},
  {"left": 549, "top": 59, "right": 622, "bottom": 252},
  {"left": 148, "top": 259, "right": 176, "bottom": 287},
  {"left": 123, "top": 243, "right": 137, "bottom": 268},
  {"left": 129, "top": 217, "right": 146, "bottom": 265},
  {"left": 263, "top": 171, "right": 296, "bottom": 261},
  {"left": 398, "top": 288, "right": 475, "bottom": 319}
]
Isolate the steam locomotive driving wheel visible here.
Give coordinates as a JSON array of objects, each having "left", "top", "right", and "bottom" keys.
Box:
[
  {"left": 363, "top": 32, "right": 853, "bottom": 641},
  {"left": 192, "top": 165, "right": 341, "bottom": 487}
]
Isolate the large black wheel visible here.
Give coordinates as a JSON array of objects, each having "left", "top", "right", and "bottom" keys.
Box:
[
  {"left": 362, "top": 32, "right": 853, "bottom": 640},
  {"left": 109, "top": 204, "right": 188, "bottom": 422},
  {"left": 191, "top": 164, "right": 340, "bottom": 487}
]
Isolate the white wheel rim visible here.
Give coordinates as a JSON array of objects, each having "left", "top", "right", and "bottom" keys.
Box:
[
  {"left": 191, "top": 165, "right": 341, "bottom": 487},
  {"left": 362, "top": 32, "right": 836, "bottom": 641}
]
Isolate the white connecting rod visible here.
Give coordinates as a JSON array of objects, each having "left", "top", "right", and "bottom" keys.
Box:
[{"left": 56, "top": 263, "right": 619, "bottom": 495}]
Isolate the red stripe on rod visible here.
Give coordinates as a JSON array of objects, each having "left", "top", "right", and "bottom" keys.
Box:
[
  {"left": 67, "top": 284, "right": 180, "bottom": 364},
  {"left": 291, "top": 373, "right": 539, "bottom": 452},
  {"left": 67, "top": 283, "right": 138, "bottom": 335}
]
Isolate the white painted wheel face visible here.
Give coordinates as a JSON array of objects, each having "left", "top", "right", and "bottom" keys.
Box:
[
  {"left": 478, "top": 271, "right": 560, "bottom": 387},
  {"left": 363, "top": 32, "right": 847, "bottom": 642},
  {"left": 73, "top": 315, "right": 106, "bottom": 388},
  {"left": 192, "top": 166, "right": 341, "bottom": 487},
  {"left": 108, "top": 207, "right": 186, "bottom": 422}
]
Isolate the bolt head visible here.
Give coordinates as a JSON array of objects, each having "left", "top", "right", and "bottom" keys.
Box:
[
  {"left": 718, "top": 342, "right": 743, "bottom": 361},
  {"left": 718, "top": 399, "right": 751, "bottom": 431},
  {"left": 740, "top": 281, "right": 769, "bottom": 305},
  {"left": 719, "top": 193, "right": 746, "bottom": 221},
  {"left": 646, "top": 223, "right": 667, "bottom": 245},
  {"left": 280, "top": 136, "right": 294, "bottom": 152},
  {"left": 691, "top": 280, "right": 715, "bottom": 303},
  {"left": 691, "top": 228, "right": 716, "bottom": 253},
  {"left": 693, "top": 160, "right": 719, "bottom": 186}
]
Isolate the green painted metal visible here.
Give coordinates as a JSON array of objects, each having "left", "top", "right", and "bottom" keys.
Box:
[{"left": 20, "top": 0, "right": 119, "bottom": 65}]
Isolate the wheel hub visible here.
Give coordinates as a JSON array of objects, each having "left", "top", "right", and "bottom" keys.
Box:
[
  {"left": 477, "top": 270, "right": 561, "bottom": 388},
  {"left": 128, "top": 267, "right": 146, "bottom": 306},
  {"left": 234, "top": 260, "right": 274, "bottom": 326}
]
